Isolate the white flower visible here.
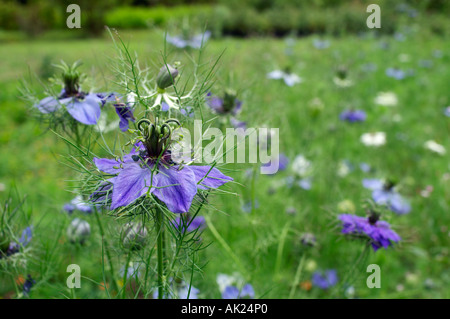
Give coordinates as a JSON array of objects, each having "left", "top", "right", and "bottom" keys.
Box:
[
  {"left": 267, "top": 70, "right": 302, "bottom": 86},
  {"left": 374, "top": 92, "right": 398, "bottom": 107},
  {"left": 424, "top": 140, "right": 446, "bottom": 155},
  {"left": 0, "top": 183, "right": 5, "bottom": 192},
  {"left": 333, "top": 77, "right": 353, "bottom": 88},
  {"left": 142, "top": 64, "right": 196, "bottom": 111},
  {"left": 361, "top": 132, "right": 386, "bottom": 147},
  {"left": 292, "top": 155, "right": 312, "bottom": 177}
]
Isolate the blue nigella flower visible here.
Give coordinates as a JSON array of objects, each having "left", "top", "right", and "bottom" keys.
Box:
[
  {"left": 339, "top": 110, "right": 367, "bottom": 123},
  {"left": 35, "top": 88, "right": 104, "bottom": 125},
  {"left": 339, "top": 212, "right": 401, "bottom": 252},
  {"left": 312, "top": 270, "right": 338, "bottom": 290},
  {"left": 93, "top": 137, "right": 233, "bottom": 213},
  {"left": 362, "top": 179, "right": 411, "bottom": 214},
  {"left": 206, "top": 91, "right": 242, "bottom": 116},
  {"left": 114, "top": 103, "right": 135, "bottom": 132},
  {"left": 34, "top": 62, "right": 114, "bottom": 125},
  {"left": 222, "top": 284, "right": 255, "bottom": 299}
]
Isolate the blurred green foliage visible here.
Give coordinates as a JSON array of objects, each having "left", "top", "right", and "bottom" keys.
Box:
[
  {"left": 105, "top": 5, "right": 212, "bottom": 29},
  {"left": 1, "top": 0, "right": 449, "bottom": 38}
]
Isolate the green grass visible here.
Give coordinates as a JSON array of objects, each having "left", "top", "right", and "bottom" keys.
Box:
[{"left": 0, "top": 28, "right": 449, "bottom": 299}]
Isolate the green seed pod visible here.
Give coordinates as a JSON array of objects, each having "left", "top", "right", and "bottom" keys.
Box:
[
  {"left": 223, "top": 89, "right": 237, "bottom": 113},
  {"left": 156, "top": 64, "right": 179, "bottom": 90}
]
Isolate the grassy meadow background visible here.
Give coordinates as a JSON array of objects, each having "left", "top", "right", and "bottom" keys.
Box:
[{"left": 0, "top": 0, "right": 449, "bottom": 299}]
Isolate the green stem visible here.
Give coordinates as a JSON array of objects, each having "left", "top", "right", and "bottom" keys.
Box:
[
  {"left": 156, "top": 206, "right": 165, "bottom": 299},
  {"left": 121, "top": 250, "right": 132, "bottom": 299},
  {"left": 204, "top": 214, "right": 246, "bottom": 273},
  {"left": 289, "top": 254, "right": 305, "bottom": 299},
  {"left": 94, "top": 208, "right": 120, "bottom": 295},
  {"left": 251, "top": 164, "right": 257, "bottom": 214}
]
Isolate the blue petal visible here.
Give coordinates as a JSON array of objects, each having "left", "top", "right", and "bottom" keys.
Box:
[
  {"left": 189, "top": 165, "right": 233, "bottom": 190},
  {"left": 153, "top": 166, "right": 198, "bottom": 214},
  {"left": 35, "top": 97, "right": 61, "bottom": 113},
  {"left": 66, "top": 95, "right": 101, "bottom": 125},
  {"left": 110, "top": 163, "right": 154, "bottom": 210},
  {"left": 93, "top": 157, "right": 122, "bottom": 175},
  {"left": 362, "top": 178, "right": 383, "bottom": 190},
  {"left": 372, "top": 189, "right": 391, "bottom": 204},
  {"left": 389, "top": 193, "right": 411, "bottom": 214}
]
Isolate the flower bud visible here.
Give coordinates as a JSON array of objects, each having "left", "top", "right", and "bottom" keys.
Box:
[
  {"left": 222, "top": 89, "right": 237, "bottom": 113},
  {"left": 156, "top": 64, "right": 179, "bottom": 90},
  {"left": 55, "top": 61, "right": 84, "bottom": 96},
  {"left": 67, "top": 218, "right": 91, "bottom": 244},
  {"left": 336, "top": 65, "right": 348, "bottom": 80},
  {"left": 121, "top": 221, "right": 148, "bottom": 250}
]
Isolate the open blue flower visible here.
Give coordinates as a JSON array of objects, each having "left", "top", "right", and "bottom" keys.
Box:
[
  {"left": 206, "top": 91, "right": 242, "bottom": 116},
  {"left": 312, "top": 269, "right": 338, "bottom": 289},
  {"left": 35, "top": 88, "right": 105, "bottom": 125},
  {"left": 363, "top": 179, "right": 411, "bottom": 214},
  {"left": 222, "top": 284, "right": 255, "bottom": 299},
  {"left": 339, "top": 213, "right": 401, "bottom": 251},
  {"left": 93, "top": 142, "right": 233, "bottom": 214}
]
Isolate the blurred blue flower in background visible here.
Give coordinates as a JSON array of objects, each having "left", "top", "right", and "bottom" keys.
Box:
[
  {"left": 363, "top": 179, "right": 411, "bottom": 214},
  {"left": 312, "top": 269, "right": 338, "bottom": 289}
]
